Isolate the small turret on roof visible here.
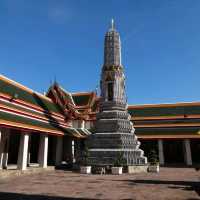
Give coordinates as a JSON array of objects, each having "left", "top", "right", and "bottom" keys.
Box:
[{"left": 46, "top": 82, "right": 86, "bottom": 120}]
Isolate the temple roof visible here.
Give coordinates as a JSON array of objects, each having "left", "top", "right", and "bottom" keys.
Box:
[
  {"left": 128, "top": 103, "right": 200, "bottom": 139},
  {"left": 135, "top": 127, "right": 200, "bottom": 139},
  {"left": 0, "top": 75, "right": 90, "bottom": 138},
  {"left": 72, "top": 92, "right": 92, "bottom": 106},
  {"left": 1, "top": 74, "right": 200, "bottom": 139},
  {"left": 0, "top": 75, "right": 62, "bottom": 114},
  {"left": 128, "top": 103, "right": 200, "bottom": 119}
]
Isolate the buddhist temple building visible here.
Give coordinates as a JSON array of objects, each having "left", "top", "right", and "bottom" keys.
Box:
[
  {"left": 0, "top": 75, "right": 90, "bottom": 170},
  {"left": 0, "top": 21, "right": 200, "bottom": 171},
  {"left": 0, "top": 74, "right": 200, "bottom": 171}
]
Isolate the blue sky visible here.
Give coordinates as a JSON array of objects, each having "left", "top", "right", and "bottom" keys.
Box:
[{"left": 0, "top": 0, "right": 200, "bottom": 105}]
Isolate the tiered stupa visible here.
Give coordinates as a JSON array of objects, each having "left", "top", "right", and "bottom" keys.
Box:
[{"left": 87, "top": 20, "right": 147, "bottom": 166}]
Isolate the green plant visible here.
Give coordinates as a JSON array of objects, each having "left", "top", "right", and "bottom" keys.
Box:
[
  {"left": 89, "top": 127, "right": 95, "bottom": 134},
  {"left": 148, "top": 150, "right": 159, "bottom": 165},
  {"left": 82, "top": 147, "right": 90, "bottom": 166},
  {"left": 113, "top": 152, "right": 126, "bottom": 167}
]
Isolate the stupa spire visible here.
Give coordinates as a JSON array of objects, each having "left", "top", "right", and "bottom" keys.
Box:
[
  {"left": 104, "top": 20, "right": 121, "bottom": 66},
  {"left": 111, "top": 18, "right": 114, "bottom": 30}
]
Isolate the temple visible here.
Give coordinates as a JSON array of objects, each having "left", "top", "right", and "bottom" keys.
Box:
[
  {"left": 87, "top": 20, "right": 147, "bottom": 166},
  {"left": 0, "top": 21, "right": 199, "bottom": 171}
]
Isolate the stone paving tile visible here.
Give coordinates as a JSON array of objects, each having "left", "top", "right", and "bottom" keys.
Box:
[{"left": 0, "top": 168, "right": 199, "bottom": 200}]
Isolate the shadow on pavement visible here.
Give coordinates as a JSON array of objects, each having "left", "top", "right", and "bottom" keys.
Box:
[
  {"left": 0, "top": 192, "right": 137, "bottom": 200},
  {"left": 0, "top": 192, "right": 99, "bottom": 200},
  {"left": 129, "top": 179, "right": 200, "bottom": 197}
]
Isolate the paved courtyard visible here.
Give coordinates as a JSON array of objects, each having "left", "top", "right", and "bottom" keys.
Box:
[{"left": 0, "top": 167, "right": 199, "bottom": 200}]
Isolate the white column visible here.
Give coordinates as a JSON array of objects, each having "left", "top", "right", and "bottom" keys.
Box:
[
  {"left": 55, "top": 136, "right": 63, "bottom": 166},
  {"left": 183, "top": 139, "right": 192, "bottom": 166},
  {"left": 27, "top": 136, "right": 31, "bottom": 167},
  {"left": 82, "top": 120, "right": 85, "bottom": 129},
  {"left": 17, "top": 132, "right": 29, "bottom": 170},
  {"left": 2, "top": 153, "right": 8, "bottom": 169},
  {"left": 2, "top": 129, "right": 10, "bottom": 169},
  {"left": 0, "top": 129, "right": 3, "bottom": 169},
  {"left": 72, "top": 140, "right": 75, "bottom": 163},
  {"left": 80, "top": 120, "right": 85, "bottom": 129},
  {"left": 158, "top": 139, "right": 164, "bottom": 165},
  {"left": 38, "top": 134, "right": 48, "bottom": 168}
]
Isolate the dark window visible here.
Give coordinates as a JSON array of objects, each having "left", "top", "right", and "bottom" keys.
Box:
[{"left": 107, "top": 82, "right": 113, "bottom": 101}]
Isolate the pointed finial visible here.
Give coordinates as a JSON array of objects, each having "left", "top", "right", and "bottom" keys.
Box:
[{"left": 111, "top": 18, "right": 114, "bottom": 30}]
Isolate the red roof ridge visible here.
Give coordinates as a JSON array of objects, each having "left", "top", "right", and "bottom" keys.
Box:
[{"left": 71, "top": 91, "right": 94, "bottom": 96}]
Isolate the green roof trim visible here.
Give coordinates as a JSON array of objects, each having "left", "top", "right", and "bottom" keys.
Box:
[
  {"left": 0, "top": 99, "right": 48, "bottom": 120},
  {"left": 0, "top": 78, "right": 62, "bottom": 114},
  {"left": 133, "top": 119, "right": 200, "bottom": 126},
  {"left": 128, "top": 106, "right": 200, "bottom": 117},
  {"left": 135, "top": 127, "right": 200, "bottom": 136},
  {"left": 72, "top": 94, "right": 90, "bottom": 106},
  {"left": 0, "top": 111, "right": 67, "bottom": 134}
]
